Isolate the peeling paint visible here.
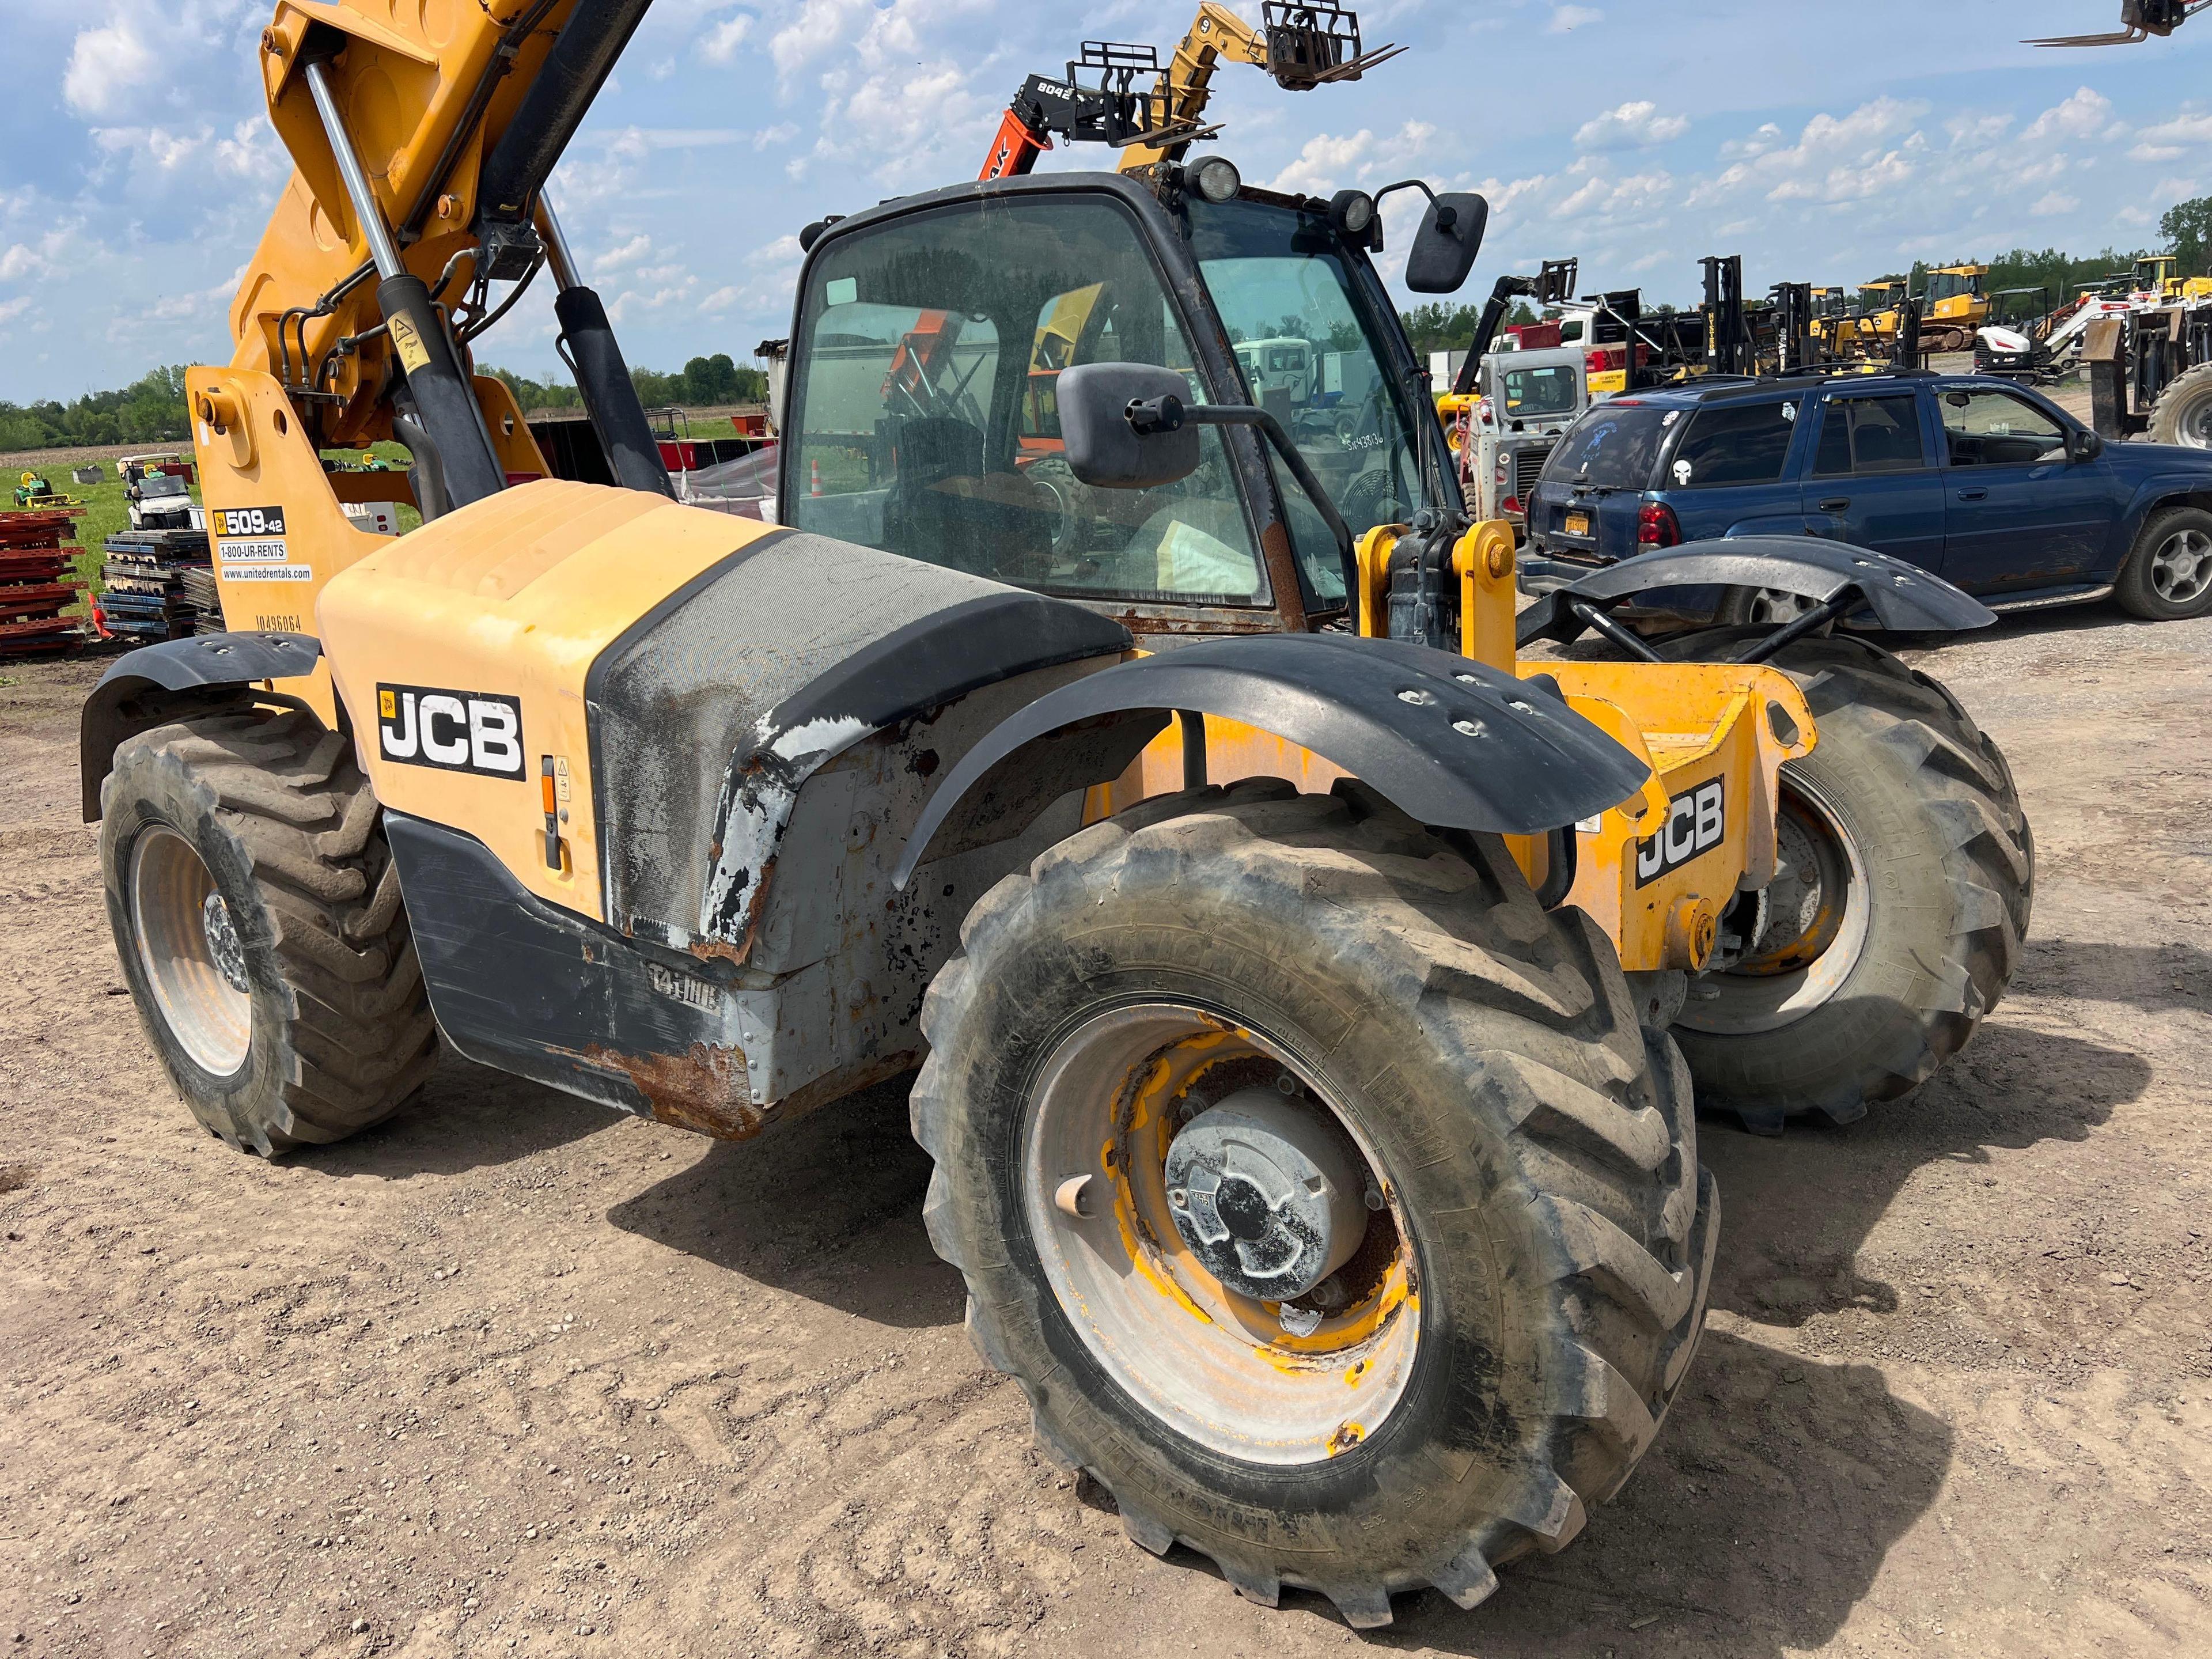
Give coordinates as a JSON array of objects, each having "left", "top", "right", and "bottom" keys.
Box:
[{"left": 699, "top": 715, "right": 876, "bottom": 960}]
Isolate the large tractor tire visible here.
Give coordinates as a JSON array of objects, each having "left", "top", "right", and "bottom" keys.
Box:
[
  {"left": 2148, "top": 361, "right": 2212, "bottom": 449},
  {"left": 100, "top": 708, "right": 438, "bottom": 1156},
  {"left": 1663, "top": 632, "right": 2031, "bottom": 1131},
  {"left": 912, "top": 778, "right": 1715, "bottom": 1627}
]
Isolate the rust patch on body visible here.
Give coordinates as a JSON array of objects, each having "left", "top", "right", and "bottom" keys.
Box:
[{"left": 583, "top": 1042, "right": 764, "bottom": 1141}]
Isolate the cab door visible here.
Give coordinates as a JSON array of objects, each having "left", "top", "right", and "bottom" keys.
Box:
[
  {"left": 1933, "top": 384, "right": 2118, "bottom": 596},
  {"left": 1798, "top": 389, "right": 1948, "bottom": 573}
]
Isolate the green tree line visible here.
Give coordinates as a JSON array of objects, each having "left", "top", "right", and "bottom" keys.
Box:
[
  {"left": 495, "top": 354, "right": 768, "bottom": 414},
  {"left": 0, "top": 366, "right": 193, "bottom": 452},
  {"left": 0, "top": 354, "right": 768, "bottom": 454},
  {"left": 1398, "top": 300, "right": 1539, "bottom": 359}
]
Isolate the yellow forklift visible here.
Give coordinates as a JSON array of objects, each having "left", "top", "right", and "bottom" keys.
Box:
[{"left": 83, "top": 0, "right": 2028, "bottom": 1627}]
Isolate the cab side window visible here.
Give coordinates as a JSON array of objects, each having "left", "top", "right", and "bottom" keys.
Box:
[
  {"left": 1812, "top": 395, "right": 1928, "bottom": 476},
  {"left": 1940, "top": 389, "right": 2067, "bottom": 467}
]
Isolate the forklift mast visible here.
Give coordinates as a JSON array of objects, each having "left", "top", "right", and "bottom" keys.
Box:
[{"left": 980, "top": 2, "right": 1399, "bottom": 180}]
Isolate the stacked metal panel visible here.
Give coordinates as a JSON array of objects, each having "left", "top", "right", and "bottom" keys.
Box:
[
  {"left": 96, "top": 528, "right": 213, "bottom": 645},
  {"left": 0, "top": 509, "right": 88, "bottom": 658}
]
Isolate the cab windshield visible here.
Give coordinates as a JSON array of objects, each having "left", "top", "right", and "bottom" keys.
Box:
[
  {"left": 784, "top": 195, "right": 1271, "bottom": 607},
  {"left": 1187, "top": 196, "right": 1427, "bottom": 603}
]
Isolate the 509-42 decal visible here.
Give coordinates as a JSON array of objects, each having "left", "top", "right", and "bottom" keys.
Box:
[
  {"left": 1635, "top": 778, "right": 1726, "bottom": 887},
  {"left": 377, "top": 684, "right": 525, "bottom": 780}
]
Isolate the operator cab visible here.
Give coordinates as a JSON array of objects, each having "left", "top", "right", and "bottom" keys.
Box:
[{"left": 779, "top": 169, "right": 1462, "bottom": 632}]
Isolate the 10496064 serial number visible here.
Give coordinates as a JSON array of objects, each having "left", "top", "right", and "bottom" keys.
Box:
[{"left": 253, "top": 613, "right": 303, "bottom": 632}]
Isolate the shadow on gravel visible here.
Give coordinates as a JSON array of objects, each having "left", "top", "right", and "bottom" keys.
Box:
[
  {"left": 605, "top": 1066, "right": 963, "bottom": 1329},
  {"left": 287, "top": 1053, "right": 614, "bottom": 1179},
  {"left": 1376, "top": 1332, "right": 1951, "bottom": 1656},
  {"left": 1703, "top": 1018, "right": 2151, "bottom": 1330},
  {"left": 2022, "top": 936, "right": 2212, "bottom": 1015}
]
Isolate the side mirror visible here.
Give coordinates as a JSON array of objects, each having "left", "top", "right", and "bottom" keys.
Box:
[
  {"left": 2067, "top": 426, "right": 2104, "bottom": 463},
  {"left": 1404, "top": 192, "right": 1488, "bottom": 294},
  {"left": 1057, "top": 363, "right": 1202, "bottom": 489}
]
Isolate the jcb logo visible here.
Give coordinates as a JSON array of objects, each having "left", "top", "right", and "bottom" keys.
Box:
[
  {"left": 1635, "top": 778, "right": 1725, "bottom": 887},
  {"left": 376, "top": 684, "right": 525, "bottom": 780}
]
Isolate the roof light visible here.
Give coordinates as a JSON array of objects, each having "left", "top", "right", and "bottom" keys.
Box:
[
  {"left": 1190, "top": 156, "right": 1242, "bottom": 204},
  {"left": 1329, "top": 189, "right": 1376, "bottom": 237}
]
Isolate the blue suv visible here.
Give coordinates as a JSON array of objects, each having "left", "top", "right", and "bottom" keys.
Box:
[{"left": 1520, "top": 370, "right": 2212, "bottom": 621}]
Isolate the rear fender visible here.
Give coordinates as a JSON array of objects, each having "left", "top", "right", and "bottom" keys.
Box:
[
  {"left": 1517, "top": 536, "right": 1993, "bottom": 649},
  {"left": 892, "top": 632, "right": 1653, "bottom": 888},
  {"left": 79, "top": 633, "right": 323, "bottom": 820}
]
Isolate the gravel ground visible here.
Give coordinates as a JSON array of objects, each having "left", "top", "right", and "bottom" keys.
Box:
[{"left": 1, "top": 603, "right": 2208, "bottom": 1658}]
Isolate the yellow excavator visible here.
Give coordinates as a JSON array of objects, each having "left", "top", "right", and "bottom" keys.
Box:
[{"left": 82, "top": 0, "right": 2029, "bottom": 1628}]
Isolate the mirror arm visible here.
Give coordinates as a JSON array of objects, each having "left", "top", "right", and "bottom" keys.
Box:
[
  {"left": 1129, "top": 395, "right": 1357, "bottom": 598},
  {"left": 1374, "top": 178, "right": 1452, "bottom": 230}
]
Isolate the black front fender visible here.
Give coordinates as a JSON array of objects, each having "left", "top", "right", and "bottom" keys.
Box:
[
  {"left": 79, "top": 633, "right": 321, "bottom": 821},
  {"left": 1516, "top": 536, "right": 1994, "bottom": 650},
  {"left": 892, "top": 632, "right": 1652, "bottom": 888}
]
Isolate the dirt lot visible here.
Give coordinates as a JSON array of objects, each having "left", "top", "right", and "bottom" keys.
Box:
[{"left": 2, "top": 606, "right": 2209, "bottom": 1659}]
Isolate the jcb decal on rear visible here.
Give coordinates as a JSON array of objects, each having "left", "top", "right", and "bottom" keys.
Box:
[
  {"left": 377, "top": 684, "right": 525, "bottom": 780},
  {"left": 1635, "top": 778, "right": 1725, "bottom": 887}
]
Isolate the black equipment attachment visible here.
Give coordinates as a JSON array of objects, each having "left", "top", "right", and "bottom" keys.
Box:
[{"left": 1257, "top": 3, "right": 1406, "bottom": 87}]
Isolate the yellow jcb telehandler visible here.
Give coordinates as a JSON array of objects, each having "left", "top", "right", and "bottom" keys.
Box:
[{"left": 82, "top": 0, "right": 2028, "bottom": 1629}]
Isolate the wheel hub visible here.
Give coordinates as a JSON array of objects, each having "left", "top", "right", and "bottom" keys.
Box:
[
  {"left": 202, "top": 892, "right": 249, "bottom": 994},
  {"left": 1163, "top": 1087, "right": 1368, "bottom": 1302},
  {"left": 2153, "top": 528, "right": 2212, "bottom": 605}
]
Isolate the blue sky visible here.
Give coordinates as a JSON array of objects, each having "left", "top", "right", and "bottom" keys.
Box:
[{"left": 6, "top": 0, "right": 2212, "bottom": 402}]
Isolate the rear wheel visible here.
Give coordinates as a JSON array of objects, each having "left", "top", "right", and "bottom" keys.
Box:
[
  {"left": 100, "top": 708, "right": 438, "bottom": 1155},
  {"left": 1662, "top": 633, "right": 2031, "bottom": 1130},
  {"left": 913, "top": 779, "right": 1715, "bottom": 1626},
  {"left": 1715, "top": 586, "right": 1820, "bottom": 627},
  {"left": 2115, "top": 505, "right": 2212, "bottom": 620},
  {"left": 2148, "top": 362, "right": 2212, "bottom": 450}
]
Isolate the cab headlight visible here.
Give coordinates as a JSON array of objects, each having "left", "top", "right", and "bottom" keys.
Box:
[{"left": 1190, "top": 156, "right": 1242, "bottom": 204}]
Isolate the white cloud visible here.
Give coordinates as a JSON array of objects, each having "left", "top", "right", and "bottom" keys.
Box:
[
  {"left": 92, "top": 126, "right": 210, "bottom": 172},
  {"left": 778, "top": 0, "right": 997, "bottom": 190},
  {"left": 1267, "top": 121, "right": 1439, "bottom": 196},
  {"left": 214, "top": 119, "right": 285, "bottom": 181},
  {"left": 1552, "top": 169, "right": 1672, "bottom": 219},
  {"left": 1686, "top": 97, "right": 1929, "bottom": 209},
  {"left": 1945, "top": 112, "right": 2013, "bottom": 149},
  {"left": 1548, "top": 4, "right": 1603, "bottom": 31},
  {"left": 596, "top": 234, "right": 655, "bottom": 274},
  {"left": 1719, "top": 123, "right": 1783, "bottom": 161},
  {"left": 747, "top": 233, "right": 804, "bottom": 268},
  {"left": 2129, "top": 110, "right": 2212, "bottom": 162},
  {"left": 0, "top": 296, "right": 33, "bottom": 327},
  {"left": 2031, "top": 191, "right": 2080, "bottom": 217},
  {"left": 2023, "top": 87, "right": 2121, "bottom": 142},
  {"left": 1574, "top": 101, "right": 1688, "bottom": 151},
  {"left": 771, "top": 0, "right": 872, "bottom": 77},
  {"left": 63, "top": 13, "right": 158, "bottom": 118},
  {"left": 702, "top": 11, "right": 753, "bottom": 63}
]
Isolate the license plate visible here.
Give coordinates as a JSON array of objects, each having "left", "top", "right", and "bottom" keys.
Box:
[{"left": 1564, "top": 510, "right": 1590, "bottom": 536}]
